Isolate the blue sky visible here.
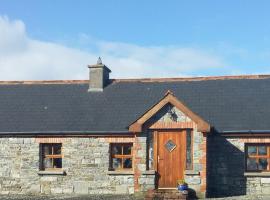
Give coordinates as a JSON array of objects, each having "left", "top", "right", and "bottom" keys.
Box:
[{"left": 1, "top": 0, "right": 270, "bottom": 80}]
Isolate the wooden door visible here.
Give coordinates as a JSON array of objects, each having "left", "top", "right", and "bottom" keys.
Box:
[{"left": 156, "top": 130, "right": 186, "bottom": 188}]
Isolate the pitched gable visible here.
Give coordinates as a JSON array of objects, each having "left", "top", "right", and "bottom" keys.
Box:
[{"left": 129, "top": 91, "right": 210, "bottom": 133}]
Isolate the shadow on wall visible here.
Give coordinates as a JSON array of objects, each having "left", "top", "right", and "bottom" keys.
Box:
[
  {"left": 187, "top": 188, "right": 198, "bottom": 199},
  {"left": 207, "top": 131, "right": 246, "bottom": 198}
]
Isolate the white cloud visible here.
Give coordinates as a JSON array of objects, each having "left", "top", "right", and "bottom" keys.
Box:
[{"left": 0, "top": 16, "right": 226, "bottom": 80}]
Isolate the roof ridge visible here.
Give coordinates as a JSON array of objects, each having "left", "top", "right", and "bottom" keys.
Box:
[
  {"left": 0, "top": 80, "right": 89, "bottom": 85},
  {"left": 1, "top": 74, "right": 270, "bottom": 85},
  {"left": 112, "top": 74, "right": 270, "bottom": 82}
]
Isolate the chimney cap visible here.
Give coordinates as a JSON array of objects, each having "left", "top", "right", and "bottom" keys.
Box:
[
  {"left": 88, "top": 57, "right": 111, "bottom": 73},
  {"left": 97, "top": 57, "right": 102, "bottom": 65}
]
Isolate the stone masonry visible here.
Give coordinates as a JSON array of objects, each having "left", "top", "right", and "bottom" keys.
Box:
[
  {"left": 133, "top": 135, "right": 155, "bottom": 192},
  {"left": 0, "top": 104, "right": 207, "bottom": 197},
  {"left": 208, "top": 134, "right": 270, "bottom": 198},
  {"left": 0, "top": 137, "right": 137, "bottom": 195},
  {"left": 185, "top": 128, "right": 207, "bottom": 199}
]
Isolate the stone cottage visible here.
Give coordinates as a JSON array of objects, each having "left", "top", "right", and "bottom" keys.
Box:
[{"left": 1, "top": 59, "right": 270, "bottom": 198}]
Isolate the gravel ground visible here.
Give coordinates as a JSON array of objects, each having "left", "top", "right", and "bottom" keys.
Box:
[
  {"left": 1, "top": 194, "right": 270, "bottom": 200},
  {"left": 206, "top": 196, "right": 270, "bottom": 200},
  {"left": 0, "top": 195, "right": 144, "bottom": 200}
]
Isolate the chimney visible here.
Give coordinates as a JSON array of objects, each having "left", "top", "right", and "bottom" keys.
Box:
[{"left": 88, "top": 57, "right": 111, "bottom": 92}]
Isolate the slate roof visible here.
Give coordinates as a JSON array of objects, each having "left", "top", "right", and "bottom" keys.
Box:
[{"left": 1, "top": 76, "right": 270, "bottom": 134}]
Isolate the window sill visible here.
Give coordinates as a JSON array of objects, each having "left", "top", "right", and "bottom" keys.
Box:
[
  {"left": 107, "top": 170, "right": 155, "bottom": 175},
  {"left": 185, "top": 170, "right": 200, "bottom": 175},
  {"left": 142, "top": 170, "right": 155, "bottom": 175},
  {"left": 107, "top": 171, "right": 134, "bottom": 175},
  {"left": 38, "top": 170, "right": 66, "bottom": 175},
  {"left": 244, "top": 172, "right": 270, "bottom": 177}
]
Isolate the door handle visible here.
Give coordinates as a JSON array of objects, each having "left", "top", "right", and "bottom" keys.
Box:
[{"left": 158, "top": 155, "right": 164, "bottom": 163}]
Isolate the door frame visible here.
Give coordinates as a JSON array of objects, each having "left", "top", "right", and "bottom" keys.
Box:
[{"left": 152, "top": 129, "right": 192, "bottom": 189}]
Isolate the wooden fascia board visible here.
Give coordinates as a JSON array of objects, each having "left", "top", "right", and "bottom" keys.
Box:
[
  {"left": 222, "top": 133, "right": 270, "bottom": 137},
  {"left": 128, "top": 94, "right": 210, "bottom": 133},
  {"left": 129, "top": 122, "right": 142, "bottom": 133},
  {"left": 137, "top": 96, "right": 170, "bottom": 124},
  {"left": 167, "top": 95, "right": 210, "bottom": 132}
]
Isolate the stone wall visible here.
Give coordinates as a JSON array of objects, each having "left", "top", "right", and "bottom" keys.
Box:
[
  {"left": 133, "top": 136, "right": 155, "bottom": 192},
  {"left": 0, "top": 104, "right": 208, "bottom": 197},
  {"left": 185, "top": 128, "right": 207, "bottom": 199},
  {"left": 246, "top": 177, "right": 270, "bottom": 195},
  {"left": 207, "top": 134, "right": 270, "bottom": 197},
  {"left": 0, "top": 137, "right": 139, "bottom": 195},
  {"left": 242, "top": 138, "right": 270, "bottom": 195}
]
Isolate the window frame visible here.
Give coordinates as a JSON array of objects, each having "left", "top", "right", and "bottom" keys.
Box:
[
  {"left": 109, "top": 143, "right": 133, "bottom": 171},
  {"left": 245, "top": 143, "right": 270, "bottom": 172},
  {"left": 40, "top": 143, "right": 63, "bottom": 171},
  {"left": 185, "top": 129, "right": 193, "bottom": 170}
]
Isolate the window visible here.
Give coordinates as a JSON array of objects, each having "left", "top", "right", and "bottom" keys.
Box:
[
  {"left": 110, "top": 143, "right": 133, "bottom": 170},
  {"left": 40, "top": 143, "right": 63, "bottom": 171},
  {"left": 246, "top": 144, "right": 270, "bottom": 172},
  {"left": 186, "top": 129, "right": 193, "bottom": 170},
  {"left": 147, "top": 131, "right": 154, "bottom": 170}
]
